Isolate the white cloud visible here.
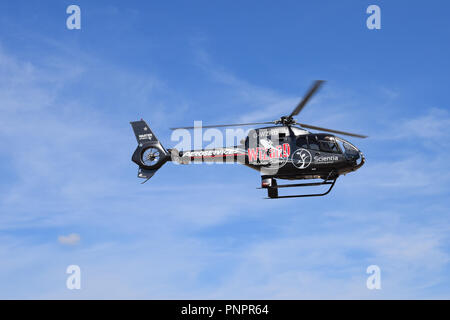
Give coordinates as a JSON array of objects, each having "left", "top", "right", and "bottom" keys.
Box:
[
  {"left": 58, "top": 233, "right": 81, "bottom": 246},
  {"left": 394, "top": 108, "right": 450, "bottom": 140}
]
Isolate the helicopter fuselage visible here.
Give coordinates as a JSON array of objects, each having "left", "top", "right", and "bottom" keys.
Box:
[{"left": 173, "top": 125, "right": 365, "bottom": 182}]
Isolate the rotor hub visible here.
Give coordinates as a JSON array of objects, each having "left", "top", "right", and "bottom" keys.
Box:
[{"left": 276, "top": 116, "right": 296, "bottom": 126}]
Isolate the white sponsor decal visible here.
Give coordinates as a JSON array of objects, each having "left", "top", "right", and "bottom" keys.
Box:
[
  {"left": 183, "top": 148, "right": 237, "bottom": 157},
  {"left": 138, "top": 133, "right": 153, "bottom": 140},
  {"left": 314, "top": 155, "right": 338, "bottom": 163},
  {"left": 253, "top": 129, "right": 279, "bottom": 138},
  {"left": 293, "top": 148, "right": 312, "bottom": 169}
]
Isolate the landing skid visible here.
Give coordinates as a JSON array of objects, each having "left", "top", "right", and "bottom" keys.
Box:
[{"left": 263, "top": 178, "right": 337, "bottom": 199}]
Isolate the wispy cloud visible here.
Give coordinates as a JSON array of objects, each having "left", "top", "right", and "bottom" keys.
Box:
[
  {"left": 191, "top": 46, "right": 374, "bottom": 138},
  {"left": 58, "top": 233, "right": 81, "bottom": 246},
  {"left": 192, "top": 47, "right": 299, "bottom": 122},
  {"left": 390, "top": 108, "right": 450, "bottom": 141}
]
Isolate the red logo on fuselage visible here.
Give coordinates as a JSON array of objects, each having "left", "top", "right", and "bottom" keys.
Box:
[{"left": 247, "top": 143, "right": 290, "bottom": 162}]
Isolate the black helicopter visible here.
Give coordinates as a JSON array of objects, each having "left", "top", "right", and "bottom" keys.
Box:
[{"left": 130, "top": 80, "right": 367, "bottom": 198}]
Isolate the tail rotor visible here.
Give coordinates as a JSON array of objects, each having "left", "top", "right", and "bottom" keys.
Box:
[{"left": 130, "top": 119, "right": 169, "bottom": 181}]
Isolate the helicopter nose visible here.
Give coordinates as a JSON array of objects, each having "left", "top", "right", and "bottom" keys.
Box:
[{"left": 353, "top": 151, "right": 365, "bottom": 170}]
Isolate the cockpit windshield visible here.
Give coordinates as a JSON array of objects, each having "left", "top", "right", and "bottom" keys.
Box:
[{"left": 335, "top": 137, "right": 360, "bottom": 155}]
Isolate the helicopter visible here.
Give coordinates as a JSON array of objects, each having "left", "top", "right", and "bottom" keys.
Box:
[{"left": 130, "top": 80, "right": 367, "bottom": 199}]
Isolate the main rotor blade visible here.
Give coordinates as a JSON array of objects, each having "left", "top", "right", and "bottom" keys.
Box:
[
  {"left": 297, "top": 123, "right": 368, "bottom": 138},
  {"left": 170, "top": 121, "right": 275, "bottom": 130},
  {"left": 289, "top": 80, "right": 325, "bottom": 117}
]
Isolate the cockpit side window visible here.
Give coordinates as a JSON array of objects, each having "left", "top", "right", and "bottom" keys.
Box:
[
  {"left": 308, "top": 135, "right": 320, "bottom": 151},
  {"left": 296, "top": 136, "right": 308, "bottom": 148},
  {"left": 319, "top": 140, "right": 340, "bottom": 153}
]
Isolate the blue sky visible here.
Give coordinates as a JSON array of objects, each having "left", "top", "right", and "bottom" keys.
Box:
[{"left": 0, "top": 0, "right": 449, "bottom": 298}]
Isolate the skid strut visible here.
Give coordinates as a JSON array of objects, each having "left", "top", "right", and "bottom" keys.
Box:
[{"left": 262, "top": 177, "right": 338, "bottom": 199}]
